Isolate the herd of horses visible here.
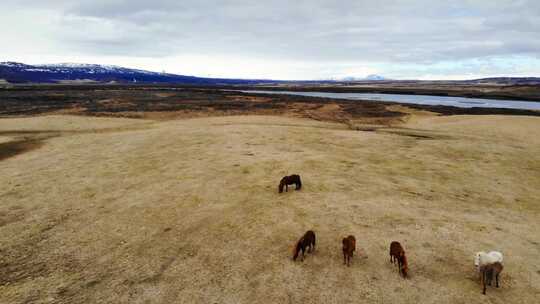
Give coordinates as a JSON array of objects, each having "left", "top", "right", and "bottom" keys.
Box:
[{"left": 280, "top": 174, "right": 505, "bottom": 295}]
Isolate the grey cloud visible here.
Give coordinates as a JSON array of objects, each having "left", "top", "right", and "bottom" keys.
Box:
[{"left": 3, "top": 0, "right": 540, "bottom": 78}]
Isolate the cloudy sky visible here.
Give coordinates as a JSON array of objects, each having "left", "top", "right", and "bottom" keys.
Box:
[{"left": 2, "top": 0, "right": 540, "bottom": 80}]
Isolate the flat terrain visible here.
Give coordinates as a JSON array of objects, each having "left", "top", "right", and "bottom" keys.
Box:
[
  {"left": 262, "top": 80, "right": 540, "bottom": 101},
  {"left": 2, "top": 86, "right": 539, "bottom": 120},
  {"left": 1, "top": 110, "right": 539, "bottom": 303}
]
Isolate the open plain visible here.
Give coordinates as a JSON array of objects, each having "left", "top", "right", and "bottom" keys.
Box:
[{"left": 1, "top": 88, "right": 540, "bottom": 303}]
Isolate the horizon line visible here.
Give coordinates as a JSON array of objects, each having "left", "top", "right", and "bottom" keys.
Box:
[{"left": 2, "top": 60, "right": 539, "bottom": 82}]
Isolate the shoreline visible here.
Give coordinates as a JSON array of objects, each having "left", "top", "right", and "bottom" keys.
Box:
[{"left": 2, "top": 82, "right": 540, "bottom": 102}]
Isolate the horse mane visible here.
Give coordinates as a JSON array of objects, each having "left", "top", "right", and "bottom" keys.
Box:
[{"left": 401, "top": 252, "right": 408, "bottom": 266}]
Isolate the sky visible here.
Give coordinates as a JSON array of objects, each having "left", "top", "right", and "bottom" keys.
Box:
[{"left": 2, "top": 0, "right": 540, "bottom": 80}]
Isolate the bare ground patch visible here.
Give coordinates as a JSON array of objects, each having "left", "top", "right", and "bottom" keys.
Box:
[{"left": 0, "top": 139, "right": 45, "bottom": 161}]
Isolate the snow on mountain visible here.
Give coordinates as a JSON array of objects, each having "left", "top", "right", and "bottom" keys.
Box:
[
  {"left": 33, "top": 63, "right": 162, "bottom": 75},
  {"left": 365, "top": 74, "right": 386, "bottom": 81},
  {"left": 0, "top": 61, "right": 265, "bottom": 84},
  {"left": 38, "top": 63, "right": 118, "bottom": 69},
  {"left": 332, "top": 74, "right": 386, "bottom": 81},
  {"left": 0, "top": 61, "right": 28, "bottom": 68}
]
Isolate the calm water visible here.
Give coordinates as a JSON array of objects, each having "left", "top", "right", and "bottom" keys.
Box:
[{"left": 239, "top": 90, "right": 540, "bottom": 111}]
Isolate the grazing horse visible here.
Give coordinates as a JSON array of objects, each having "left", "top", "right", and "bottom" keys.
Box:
[
  {"left": 293, "top": 230, "right": 316, "bottom": 261},
  {"left": 389, "top": 241, "right": 408, "bottom": 278},
  {"left": 279, "top": 174, "right": 302, "bottom": 193},
  {"left": 475, "top": 251, "right": 503, "bottom": 282},
  {"left": 342, "top": 235, "right": 356, "bottom": 266},
  {"left": 480, "top": 262, "right": 503, "bottom": 295}
]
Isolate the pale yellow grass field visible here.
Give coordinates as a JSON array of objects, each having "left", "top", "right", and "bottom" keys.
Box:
[{"left": 1, "top": 114, "right": 539, "bottom": 303}]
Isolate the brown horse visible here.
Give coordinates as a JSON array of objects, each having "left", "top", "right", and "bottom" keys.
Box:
[
  {"left": 342, "top": 235, "right": 356, "bottom": 266},
  {"left": 480, "top": 262, "right": 503, "bottom": 295},
  {"left": 293, "top": 230, "right": 316, "bottom": 261},
  {"left": 279, "top": 174, "right": 302, "bottom": 193},
  {"left": 389, "top": 241, "right": 408, "bottom": 278}
]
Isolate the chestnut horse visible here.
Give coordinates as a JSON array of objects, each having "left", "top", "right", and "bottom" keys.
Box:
[
  {"left": 480, "top": 262, "right": 503, "bottom": 295},
  {"left": 389, "top": 241, "right": 408, "bottom": 278},
  {"left": 293, "top": 230, "right": 316, "bottom": 261},
  {"left": 342, "top": 235, "right": 356, "bottom": 266},
  {"left": 279, "top": 174, "right": 302, "bottom": 193}
]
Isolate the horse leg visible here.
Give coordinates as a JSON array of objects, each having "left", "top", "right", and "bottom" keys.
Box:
[
  {"left": 482, "top": 271, "right": 487, "bottom": 294},
  {"left": 496, "top": 273, "right": 499, "bottom": 288},
  {"left": 285, "top": 184, "right": 288, "bottom": 192},
  {"left": 478, "top": 268, "right": 482, "bottom": 282},
  {"left": 343, "top": 252, "right": 347, "bottom": 265}
]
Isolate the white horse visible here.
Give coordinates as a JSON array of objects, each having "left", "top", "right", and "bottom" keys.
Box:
[{"left": 474, "top": 251, "right": 503, "bottom": 271}]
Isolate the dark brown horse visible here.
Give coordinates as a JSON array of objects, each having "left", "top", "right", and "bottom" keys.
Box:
[
  {"left": 279, "top": 174, "right": 302, "bottom": 193},
  {"left": 389, "top": 241, "right": 408, "bottom": 278},
  {"left": 293, "top": 230, "right": 316, "bottom": 261},
  {"left": 342, "top": 235, "right": 356, "bottom": 266},
  {"left": 480, "top": 262, "right": 503, "bottom": 295}
]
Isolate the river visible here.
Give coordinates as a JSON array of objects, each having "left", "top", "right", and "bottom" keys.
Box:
[{"left": 239, "top": 90, "right": 540, "bottom": 110}]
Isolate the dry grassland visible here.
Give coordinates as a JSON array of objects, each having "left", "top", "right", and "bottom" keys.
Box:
[{"left": 1, "top": 113, "right": 539, "bottom": 303}]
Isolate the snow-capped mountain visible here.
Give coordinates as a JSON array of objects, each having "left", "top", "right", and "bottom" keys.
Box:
[
  {"left": 333, "top": 74, "right": 386, "bottom": 82},
  {"left": 0, "top": 61, "right": 262, "bottom": 84},
  {"left": 365, "top": 74, "right": 386, "bottom": 81},
  {"left": 3, "top": 62, "right": 538, "bottom": 85},
  {"left": 34, "top": 63, "right": 161, "bottom": 75}
]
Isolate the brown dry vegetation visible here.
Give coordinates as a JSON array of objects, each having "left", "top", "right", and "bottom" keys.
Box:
[
  {"left": 1, "top": 109, "right": 539, "bottom": 303},
  {"left": 2, "top": 86, "right": 538, "bottom": 120}
]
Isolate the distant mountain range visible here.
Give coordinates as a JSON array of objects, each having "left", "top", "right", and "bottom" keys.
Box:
[
  {"left": 0, "top": 62, "right": 268, "bottom": 85},
  {"left": 334, "top": 75, "right": 387, "bottom": 81},
  {"left": 463, "top": 77, "right": 540, "bottom": 85},
  {"left": 1, "top": 61, "right": 539, "bottom": 85}
]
